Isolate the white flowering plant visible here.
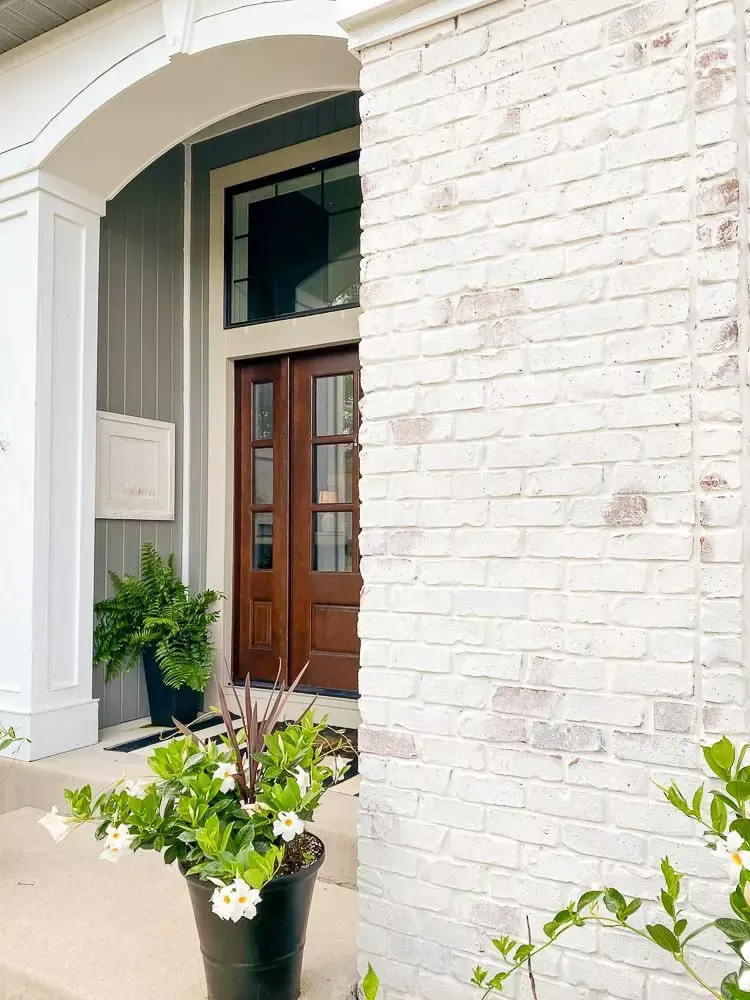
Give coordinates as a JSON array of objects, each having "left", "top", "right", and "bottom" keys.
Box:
[
  {"left": 360, "top": 738, "right": 750, "bottom": 1000},
  {"left": 469, "top": 737, "right": 750, "bottom": 1000},
  {"left": 40, "top": 671, "right": 349, "bottom": 924}
]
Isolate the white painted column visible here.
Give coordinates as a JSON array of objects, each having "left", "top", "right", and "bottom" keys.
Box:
[{"left": 0, "top": 171, "right": 104, "bottom": 760}]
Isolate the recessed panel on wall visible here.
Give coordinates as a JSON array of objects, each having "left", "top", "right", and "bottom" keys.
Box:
[{"left": 95, "top": 411, "right": 175, "bottom": 520}]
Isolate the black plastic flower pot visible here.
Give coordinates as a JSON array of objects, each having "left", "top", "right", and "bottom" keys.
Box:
[
  {"left": 181, "top": 840, "right": 325, "bottom": 1000},
  {"left": 141, "top": 645, "right": 203, "bottom": 727}
]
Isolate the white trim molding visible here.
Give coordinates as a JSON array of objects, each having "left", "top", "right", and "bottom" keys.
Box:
[{"left": 336, "top": 0, "right": 494, "bottom": 49}]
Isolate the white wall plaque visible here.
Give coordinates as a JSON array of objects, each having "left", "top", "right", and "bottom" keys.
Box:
[{"left": 96, "top": 411, "right": 175, "bottom": 520}]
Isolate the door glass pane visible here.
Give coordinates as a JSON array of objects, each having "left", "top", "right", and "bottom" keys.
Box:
[
  {"left": 253, "top": 513, "right": 273, "bottom": 570},
  {"left": 313, "top": 512, "right": 352, "bottom": 572},
  {"left": 314, "top": 374, "right": 354, "bottom": 436},
  {"left": 253, "top": 382, "right": 273, "bottom": 439},
  {"left": 253, "top": 448, "right": 273, "bottom": 505},
  {"left": 314, "top": 444, "right": 352, "bottom": 504}
]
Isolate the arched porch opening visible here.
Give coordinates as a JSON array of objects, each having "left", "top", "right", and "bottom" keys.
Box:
[{"left": 0, "top": 15, "right": 360, "bottom": 756}]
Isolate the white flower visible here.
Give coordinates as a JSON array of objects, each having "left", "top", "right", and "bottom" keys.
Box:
[
  {"left": 294, "top": 766, "right": 310, "bottom": 797},
  {"left": 241, "top": 801, "right": 270, "bottom": 817},
  {"left": 210, "top": 879, "right": 261, "bottom": 922},
  {"left": 212, "top": 762, "right": 236, "bottom": 794},
  {"left": 121, "top": 778, "right": 149, "bottom": 800},
  {"left": 99, "top": 843, "right": 129, "bottom": 864},
  {"left": 229, "top": 878, "right": 261, "bottom": 921},
  {"left": 273, "top": 811, "right": 304, "bottom": 843},
  {"left": 211, "top": 885, "right": 239, "bottom": 921},
  {"left": 739, "top": 947, "right": 750, "bottom": 992},
  {"left": 38, "top": 806, "right": 73, "bottom": 844},
  {"left": 721, "top": 831, "right": 750, "bottom": 875},
  {"left": 104, "top": 823, "right": 135, "bottom": 851},
  {"left": 99, "top": 823, "right": 135, "bottom": 862}
]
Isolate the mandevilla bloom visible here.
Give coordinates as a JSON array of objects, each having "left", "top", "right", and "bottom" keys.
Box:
[
  {"left": 99, "top": 823, "right": 135, "bottom": 863},
  {"left": 212, "top": 762, "right": 236, "bottom": 794},
  {"left": 721, "top": 831, "right": 750, "bottom": 876},
  {"left": 740, "top": 944, "right": 750, "bottom": 989},
  {"left": 273, "top": 811, "right": 304, "bottom": 843},
  {"left": 210, "top": 879, "right": 261, "bottom": 922},
  {"left": 38, "top": 806, "right": 73, "bottom": 844},
  {"left": 294, "top": 766, "right": 310, "bottom": 797},
  {"left": 121, "top": 778, "right": 149, "bottom": 800}
]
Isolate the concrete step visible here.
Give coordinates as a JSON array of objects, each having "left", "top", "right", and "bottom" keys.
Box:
[
  {"left": 0, "top": 736, "right": 358, "bottom": 890},
  {"left": 0, "top": 807, "right": 357, "bottom": 1000}
]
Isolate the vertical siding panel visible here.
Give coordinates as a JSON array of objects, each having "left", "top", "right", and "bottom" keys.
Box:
[{"left": 95, "top": 149, "right": 185, "bottom": 728}]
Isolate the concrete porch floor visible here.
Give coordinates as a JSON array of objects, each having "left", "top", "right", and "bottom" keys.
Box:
[{"left": 0, "top": 724, "right": 359, "bottom": 1000}]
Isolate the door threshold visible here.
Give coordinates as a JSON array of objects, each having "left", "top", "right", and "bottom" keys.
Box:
[{"left": 231, "top": 685, "right": 361, "bottom": 729}]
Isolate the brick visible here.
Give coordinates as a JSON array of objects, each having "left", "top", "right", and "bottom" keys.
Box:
[{"left": 355, "top": 3, "right": 748, "bottom": 990}]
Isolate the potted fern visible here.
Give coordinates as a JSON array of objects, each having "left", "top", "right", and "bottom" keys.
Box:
[{"left": 94, "top": 542, "right": 220, "bottom": 726}]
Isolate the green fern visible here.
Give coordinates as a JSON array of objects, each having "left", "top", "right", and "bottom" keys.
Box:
[{"left": 93, "top": 543, "right": 220, "bottom": 691}]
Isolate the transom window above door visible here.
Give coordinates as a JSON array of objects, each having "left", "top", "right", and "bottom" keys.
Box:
[{"left": 225, "top": 152, "right": 361, "bottom": 327}]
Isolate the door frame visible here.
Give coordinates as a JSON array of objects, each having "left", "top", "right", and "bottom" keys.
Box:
[{"left": 206, "top": 127, "right": 361, "bottom": 710}]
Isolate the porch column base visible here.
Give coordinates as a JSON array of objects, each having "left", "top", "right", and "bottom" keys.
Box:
[{"left": 1, "top": 701, "right": 99, "bottom": 762}]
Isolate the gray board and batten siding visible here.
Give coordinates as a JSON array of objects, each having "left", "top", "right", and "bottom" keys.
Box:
[
  {"left": 93, "top": 93, "right": 361, "bottom": 728},
  {"left": 93, "top": 146, "right": 185, "bottom": 727}
]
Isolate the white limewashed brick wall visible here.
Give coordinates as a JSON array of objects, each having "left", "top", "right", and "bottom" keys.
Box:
[{"left": 355, "top": 0, "right": 750, "bottom": 995}]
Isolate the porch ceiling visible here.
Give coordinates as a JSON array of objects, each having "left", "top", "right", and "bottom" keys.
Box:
[{"left": 0, "top": 0, "right": 109, "bottom": 55}]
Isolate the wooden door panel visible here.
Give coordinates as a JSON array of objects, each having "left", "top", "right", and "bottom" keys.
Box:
[
  {"left": 311, "top": 604, "right": 359, "bottom": 655},
  {"left": 233, "top": 358, "right": 289, "bottom": 684},
  {"left": 290, "top": 347, "right": 361, "bottom": 694},
  {"left": 233, "top": 347, "right": 360, "bottom": 694}
]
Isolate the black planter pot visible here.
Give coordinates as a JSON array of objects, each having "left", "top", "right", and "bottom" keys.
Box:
[
  {"left": 182, "top": 841, "right": 325, "bottom": 1000},
  {"left": 141, "top": 645, "right": 203, "bottom": 727}
]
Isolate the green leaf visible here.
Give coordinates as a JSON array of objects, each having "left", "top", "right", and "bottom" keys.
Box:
[
  {"left": 646, "top": 924, "right": 681, "bottom": 954},
  {"left": 692, "top": 785, "right": 704, "bottom": 819},
  {"left": 487, "top": 973, "right": 508, "bottom": 991},
  {"left": 577, "top": 890, "right": 602, "bottom": 911},
  {"left": 513, "top": 944, "right": 534, "bottom": 965},
  {"left": 721, "top": 971, "right": 743, "bottom": 999},
  {"left": 661, "top": 783, "right": 691, "bottom": 816},
  {"left": 674, "top": 919, "right": 687, "bottom": 937},
  {"left": 661, "top": 891, "right": 676, "bottom": 919},
  {"left": 660, "top": 857, "right": 682, "bottom": 898},
  {"left": 727, "top": 781, "right": 750, "bottom": 804},
  {"left": 603, "top": 888, "right": 626, "bottom": 914},
  {"left": 712, "top": 794, "right": 729, "bottom": 835},
  {"left": 471, "top": 968, "right": 488, "bottom": 988},
  {"left": 705, "top": 738, "right": 735, "bottom": 780},
  {"left": 715, "top": 918, "right": 750, "bottom": 942},
  {"left": 621, "top": 898, "right": 643, "bottom": 919},
  {"left": 361, "top": 964, "right": 379, "bottom": 1000}
]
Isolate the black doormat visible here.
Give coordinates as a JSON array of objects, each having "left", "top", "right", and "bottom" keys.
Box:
[{"left": 103, "top": 713, "right": 235, "bottom": 753}]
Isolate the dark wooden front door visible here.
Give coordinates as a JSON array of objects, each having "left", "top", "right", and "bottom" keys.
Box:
[{"left": 233, "top": 346, "right": 361, "bottom": 694}]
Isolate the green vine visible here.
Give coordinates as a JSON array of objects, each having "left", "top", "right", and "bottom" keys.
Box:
[{"left": 361, "top": 738, "right": 750, "bottom": 1000}]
